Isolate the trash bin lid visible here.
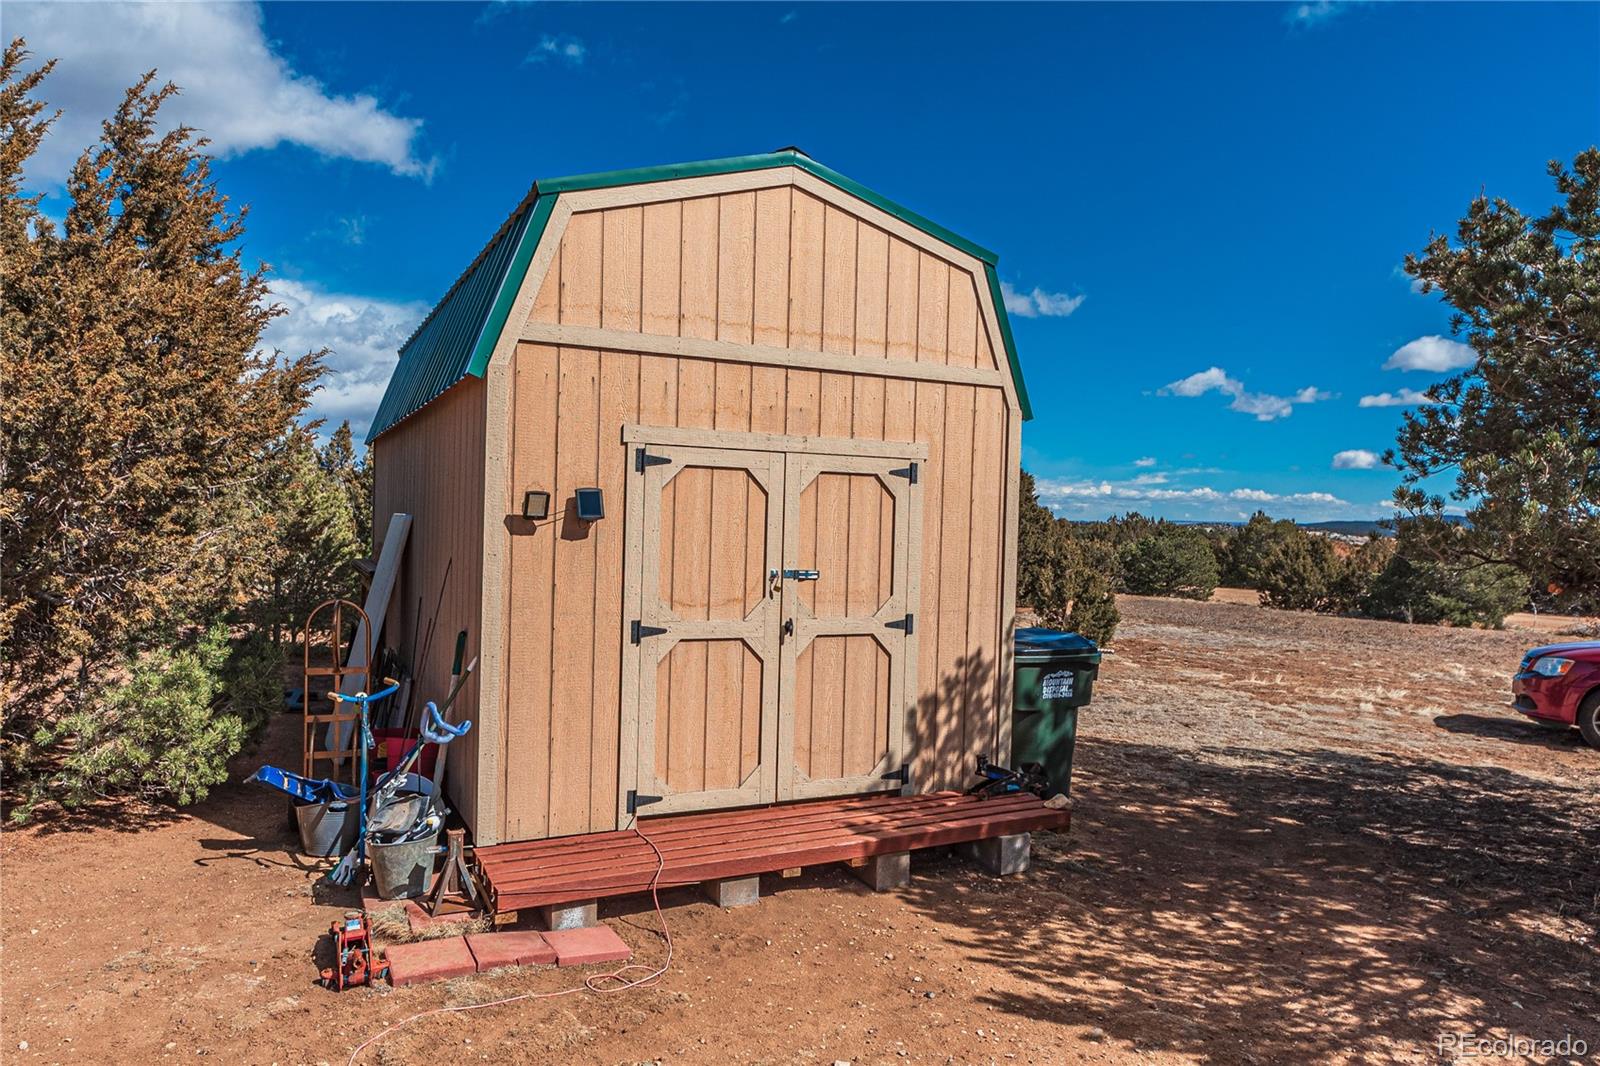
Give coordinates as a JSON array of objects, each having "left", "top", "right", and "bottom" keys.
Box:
[{"left": 1015, "top": 627, "right": 1099, "bottom": 660}]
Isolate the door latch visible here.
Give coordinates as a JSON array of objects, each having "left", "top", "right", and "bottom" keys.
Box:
[{"left": 782, "top": 569, "right": 820, "bottom": 581}]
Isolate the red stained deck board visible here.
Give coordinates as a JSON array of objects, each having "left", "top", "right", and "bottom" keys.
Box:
[
  {"left": 475, "top": 791, "right": 1068, "bottom": 913},
  {"left": 477, "top": 792, "right": 954, "bottom": 864},
  {"left": 477, "top": 792, "right": 1045, "bottom": 873},
  {"left": 476, "top": 793, "right": 1053, "bottom": 880},
  {"left": 482, "top": 793, "right": 1050, "bottom": 891}
]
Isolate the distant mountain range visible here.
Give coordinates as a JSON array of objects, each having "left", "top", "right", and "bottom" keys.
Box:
[
  {"left": 1300, "top": 520, "right": 1394, "bottom": 537},
  {"left": 1069, "top": 516, "right": 1471, "bottom": 537}
]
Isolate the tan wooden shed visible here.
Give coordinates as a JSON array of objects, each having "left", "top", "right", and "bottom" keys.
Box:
[{"left": 368, "top": 151, "right": 1033, "bottom": 847}]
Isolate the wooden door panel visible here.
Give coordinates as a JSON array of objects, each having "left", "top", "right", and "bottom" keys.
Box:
[
  {"left": 628, "top": 446, "right": 782, "bottom": 817},
  {"left": 624, "top": 436, "right": 921, "bottom": 822},
  {"left": 778, "top": 455, "right": 920, "bottom": 801},
  {"left": 655, "top": 638, "right": 765, "bottom": 794},
  {"left": 794, "top": 634, "right": 894, "bottom": 781}
]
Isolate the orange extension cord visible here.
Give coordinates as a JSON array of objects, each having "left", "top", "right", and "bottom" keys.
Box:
[{"left": 346, "top": 826, "right": 674, "bottom": 1065}]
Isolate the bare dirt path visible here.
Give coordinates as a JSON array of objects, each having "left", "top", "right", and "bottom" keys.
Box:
[{"left": 4, "top": 596, "right": 1596, "bottom": 1065}]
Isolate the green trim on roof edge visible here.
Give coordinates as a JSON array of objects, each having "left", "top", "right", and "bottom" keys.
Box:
[
  {"left": 984, "top": 263, "right": 1032, "bottom": 421},
  {"left": 368, "top": 152, "right": 1030, "bottom": 443},
  {"left": 465, "top": 194, "right": 556, "bottom": 380}
]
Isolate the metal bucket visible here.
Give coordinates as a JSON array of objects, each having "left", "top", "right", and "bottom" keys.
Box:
[
  {"left": 295, "top": 800, "right": 358, "bottom": 857},
  {"left": 370, "top": 830, "right": 441, "bottom": 900},
  {"left": 368, "top": 794, "right": 429, "bottom": 836}
]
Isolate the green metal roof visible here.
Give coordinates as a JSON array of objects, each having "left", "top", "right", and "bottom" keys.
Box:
[{"left": 367, "top": 150, "right": 1030, "bottom": 442}]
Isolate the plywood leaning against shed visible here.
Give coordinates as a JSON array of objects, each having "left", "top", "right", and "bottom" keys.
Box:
[{"left": 368, "top": 152, "right": 1030, "bottom": 846}]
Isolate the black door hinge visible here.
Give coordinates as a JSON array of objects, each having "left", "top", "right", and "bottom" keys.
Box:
[
  {"left": 635, "top": 448, "right": 672, "bottom": 473},
  {"left": 889, "top": 462, "right": 918, "bottom": 484},
  {"left": 881, "top": 764, "right": 910, "bottom": 785},
  {"left": 627, "top": 789, "right": 663, "bottom": 814},
  {"left": 631, "top": 620, "right": 669, "bottom": 644},
  {"left": 885, "top": 613, "right": 914, "bottom": 635}
]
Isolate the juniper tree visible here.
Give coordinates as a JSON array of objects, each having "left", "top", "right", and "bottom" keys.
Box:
[{"left": 1, "top": 43, "right": 321, "bottom": 756}]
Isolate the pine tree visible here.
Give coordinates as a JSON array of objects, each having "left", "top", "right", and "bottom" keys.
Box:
[
  {"left": 261, "top": 429, "right": 362, "bottom": 636},
  {"left": 1393, "top": 148, "right": 1600, "bottom": 611},
  {"left": 320, "top": 421, "right": 373, "bottom": 552},
  {"left": 1016, "top": 472, "right": 1119, "bottom": 642}
]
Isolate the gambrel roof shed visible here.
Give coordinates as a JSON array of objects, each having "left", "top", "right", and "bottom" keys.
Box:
[
  {"left": 369, "top": 151, "right": 1032, "bottom": 846},
  {"left": 368, "top": 150, "right": 1031, "bottom": 443}
]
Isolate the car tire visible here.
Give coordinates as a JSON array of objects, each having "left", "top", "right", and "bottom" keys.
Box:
[{"left": 1579, "top": 691, "right": 1600, "bottom": 750}]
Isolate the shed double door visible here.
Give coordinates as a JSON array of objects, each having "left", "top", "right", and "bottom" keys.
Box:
[{"left": 623, "top": 440, "right": 920, "bottom": 819}]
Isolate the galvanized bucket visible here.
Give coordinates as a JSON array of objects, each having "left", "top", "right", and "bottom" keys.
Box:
[
  {"left": 370, "top": 830, "right": 441, "bottom": 899},
  {"left": 294, "top": 800, "right": 358, "bottom": 857}
]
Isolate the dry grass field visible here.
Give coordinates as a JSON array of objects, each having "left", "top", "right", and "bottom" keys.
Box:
[{"left": 4, "top": 594, "right": 1596, "bottom": 1064}]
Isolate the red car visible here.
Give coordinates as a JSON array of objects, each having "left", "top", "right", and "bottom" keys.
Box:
[{"left": 1512, "top": 641, "right": 1600, "bottom": 747}]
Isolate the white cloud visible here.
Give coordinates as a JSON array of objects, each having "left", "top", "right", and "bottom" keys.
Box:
[
  {"left": 1358, "top": 388, "right": 1439, "bottom": 408},
  {"left": 9, "top": 2, "right": 434, "bottom": 184},
  {"left": 1392, "top": 265, "right": 1427, "bottom": 294},
  {"left": 1331, "top": 449, "right": 1382, "bottom": 470},
  {"left": 1287, "top": 1, "right": 1356, "bottom": 27},
  {"left": 1133, "top": 457, "right": 1157, "bottom": 468},
  {"left": 1163, "top": 367, "right": 1235, "bottom": 397},
  {"left": 1160, "top": 366, "right": 1332, "bottom": 422},
  {"left": 259, "top": 280, "right": 430, "bottom": 438},
  {"left": 1383, "top": 335, "right": 1475, "bottom": 373},
  {"left": 525, "top": 34, "right": 588, "bottom": 65},
  {"left": 1001, "top": 281, "right": 1085, "bottom": 319},
  {"left": 1033, "top": 473, "right": 1362, "bottom": 521}
]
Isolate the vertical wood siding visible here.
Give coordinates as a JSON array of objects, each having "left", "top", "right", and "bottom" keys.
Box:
[
  {"left": 371, "top": 378, "right": 486, "bottom": 830},
  {"left": 491, "top": 188, "right": 1017, "bottom": 841}
]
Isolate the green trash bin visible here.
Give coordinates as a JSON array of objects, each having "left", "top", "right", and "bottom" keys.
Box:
[{"left": 1012, "top": 627, "right": 1102, "bottom": 796}]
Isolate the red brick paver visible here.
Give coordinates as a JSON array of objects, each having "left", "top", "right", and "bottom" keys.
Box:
[
  {"left": 541, "top": 926, "right": 632, "bottom": 967},
  {"left": 465, "top": 931, "right": 557, "bottom": 971},
  {"left": 383, "top": 937, "right": 477, "bottom": 986}
]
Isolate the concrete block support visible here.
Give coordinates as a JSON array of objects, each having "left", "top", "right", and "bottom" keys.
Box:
[
  {"left": 539, "top": 899, "right": 598, "bottom": 930},
  {"left": 703, "top": 875, "right": 760, "bottom": 909},
  {"left": 963, "top": 832, "right": 1031, "bottom": 876},
  {"left": 849, "top": 851, "right": 910, "bottom": 891}
]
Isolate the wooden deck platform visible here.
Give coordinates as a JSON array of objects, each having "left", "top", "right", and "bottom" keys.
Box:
[{"left": 473, "top": 790, "right": 1070, "bottom": 913}]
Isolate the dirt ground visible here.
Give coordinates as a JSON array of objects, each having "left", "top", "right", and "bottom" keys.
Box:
[{"left": 4, "top": 594, "right": 1597, "bottom": 1065}]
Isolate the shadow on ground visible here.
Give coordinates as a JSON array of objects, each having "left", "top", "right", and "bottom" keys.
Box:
[
  {"left": 1433, "top": 712, "right": 1588, "bottom": 751},
  {"left": 895, "top": 737, "right": 1599, "bottom": 1064}
]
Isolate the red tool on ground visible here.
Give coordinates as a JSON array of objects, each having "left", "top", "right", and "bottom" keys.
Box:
[{"left": 321, "top": 911, "right": 387, "bottom": 990}]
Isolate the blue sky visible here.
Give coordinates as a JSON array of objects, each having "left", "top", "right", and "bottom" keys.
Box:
[{"left": 13, "top": 2, "right": 1599, "bottom": 521}]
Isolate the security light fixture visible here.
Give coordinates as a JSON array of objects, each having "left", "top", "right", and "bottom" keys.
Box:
[
  {"left": 522, "top": 490, "right": 550, "bottom": 521},
  {"left": 574, "top": 487, "right": 605, "bottom": 521}
]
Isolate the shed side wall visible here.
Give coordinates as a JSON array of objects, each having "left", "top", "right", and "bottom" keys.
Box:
[
  {"left": 493, "top": 187, "right": 1016, "bottom": 842},
  {"left": 372, "top": 377, "right": 487, "bottom": 830}
]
